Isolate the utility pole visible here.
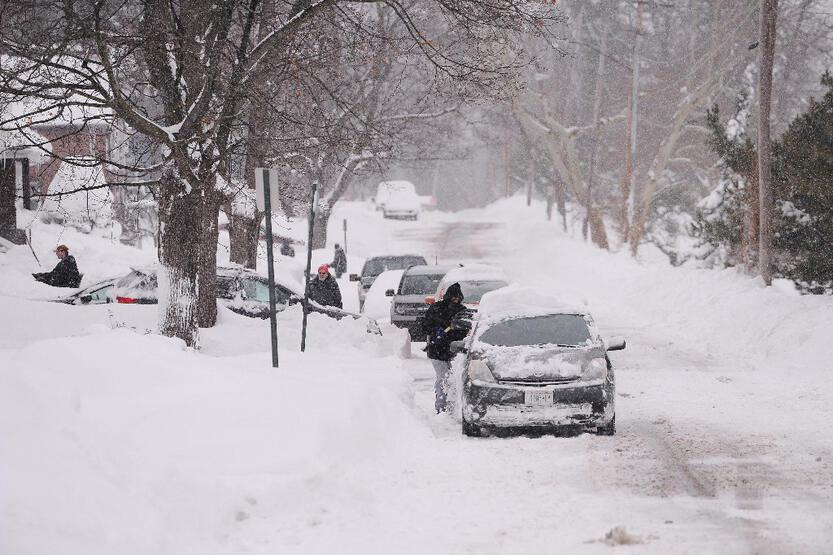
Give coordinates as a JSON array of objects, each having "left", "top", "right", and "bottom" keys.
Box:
[
  {"left": 301, "top": 182, "right": 318, "bottom": 352},
  {"left": 757, "top": 0, "right": 778, "bottom": 285}
]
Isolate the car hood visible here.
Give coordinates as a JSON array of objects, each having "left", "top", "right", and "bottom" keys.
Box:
[{"left": 477, "top": 344, "right": 604, "bottom": 381}]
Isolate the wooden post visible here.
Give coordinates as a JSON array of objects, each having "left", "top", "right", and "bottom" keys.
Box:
[{"left": 757, "top": 0, "right": 778, "bottom": 285}]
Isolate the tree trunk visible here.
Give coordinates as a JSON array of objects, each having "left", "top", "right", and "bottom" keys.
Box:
[
  {"left": 588, "top": 208, "right": 609, "bottom": 250},
  {"left": 111, "top": 185, "right": 141, "bottom": 247},
  {"left": 157, "top": 165, "right": 201, "bottom": 347},
  {"left": 197, "top": 188, "right": 220, "bottom": 328},
  {"left": 311, "top": 206, "right": 331, "bottom": 249},
  {"left": 227, "top": 208, "right": 262, "bottom": 269},
  {"left": 757, "top": 0, "right": 778, "bottom": 285}
]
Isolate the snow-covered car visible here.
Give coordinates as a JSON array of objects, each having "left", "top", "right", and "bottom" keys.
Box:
[
  {"left": 372, "top": 180, "right": 416, "bottom": 213},
  {"left": 382, "top": 189, "right": 421, "bottom": 220},
  {"left": 453, "top": 287, "right": 625, "bottom": 437},
  {"left": 387, "top": 264, "right": 458, "bottom": 340},
  {"left": 52, "top": 266, "right": 298, "bottom": 317},
  {"left": 350, "top": 254, "right": 427, "bottom": 310},
  {"left": 53, "top": 265, "right": 381, "bottom": 331},
  {"left": 430, "top": 264, "right": 509, "bottom": 310}
]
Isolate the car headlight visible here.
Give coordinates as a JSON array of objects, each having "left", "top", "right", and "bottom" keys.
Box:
[
  {"left": 394, "top": 305, "right": 408, "bottom": 315},
  {"left": 583, "top": 358, "right": 608, "bottom": 381},
  {"left": 468, "top": 358, "right": 495, "bottom": 383}
]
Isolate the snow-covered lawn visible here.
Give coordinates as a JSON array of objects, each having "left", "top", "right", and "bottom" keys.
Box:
[{"left": 2, "top": 197, "right": 833, "bottom": 554}]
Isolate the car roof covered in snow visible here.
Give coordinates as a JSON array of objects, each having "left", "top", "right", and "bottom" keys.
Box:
[
  {"left": 476, "top": 285, "right": 589, "bottom": 324},
  {"left": 402, "top": 264, "right": 459, "bottom": 277},
  {"left": 438, "top": 264, "right": 508, "bottom": 284}
]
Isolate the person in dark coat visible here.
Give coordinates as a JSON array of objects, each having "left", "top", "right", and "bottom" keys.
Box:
[
  {"left": 308, "top": 264, "right": 343, "bottom": 310},
  {"left": 331, "top": 243, "right": 347, "bottom": 278},
  {"left": 421, "top": 282, "right": 467, "bottom": 413},
  {"left": 280, "top": 240, "right": 295, "bottom": 257},
  {"left": 33, "top": 244, "right": 82, "bottom": 288}
]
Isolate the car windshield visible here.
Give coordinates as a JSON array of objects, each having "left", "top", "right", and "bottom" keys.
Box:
[
  {"left": 216, "top": 276, "right": 238, "bottom": 299},
  {"left": 478, "top": 314, "right": 592, "bottom": 347},
  {"left": 458, "top": 280, "right": 508, "bottom": 302},
  {"left": 399, "top": 274, "right": 443, "bottom": 295},
  {"left": 363, "top": 256, "right": 426, "bottom": 277}
]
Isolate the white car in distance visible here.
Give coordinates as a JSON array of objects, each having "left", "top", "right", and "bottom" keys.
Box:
[{"left": 374, "top": 180, "right": 420, "bottom": 220}]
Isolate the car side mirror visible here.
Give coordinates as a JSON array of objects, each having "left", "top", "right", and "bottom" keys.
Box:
[
  {"left": 385, "top": 289, "right": 395, "bottom": 297},
  {"left": 605, "top": 337, "right": 626, "bottom": 351},
  {"left": 424, "top": 295, "right": 435, "bottom": 305},
  {"left": 449, "top": 340, "right": 468, "bottom": 355},
  {"left": 79, "top": 294, "right": 92, "bottom": 305},
  {"left": 349, "top": 274, "right": 359, "bottom": 281}
]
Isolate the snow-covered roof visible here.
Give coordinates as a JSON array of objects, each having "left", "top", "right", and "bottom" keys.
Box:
[
  {"left": 439, "top": 264, "right": 507, "bottom": 284},
  {"left": 476, "top": 285, "right": 589, "bottom": 324},
  {"left": 0, "top": 128, "right": 52, "bottom": 162},
  {"left": 403, "top": 264, "right": 458, "bottom": 276}
]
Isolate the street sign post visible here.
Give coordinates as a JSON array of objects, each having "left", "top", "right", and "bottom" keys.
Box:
[
  {"left": 255, "top": 167, "right": 280, "bottom": 368},
  {"left": 343, "top": 218, "right": 347, "bottom": 252},
  {"left": 300, "top": 182, "right": 318, "bottom": 353}
]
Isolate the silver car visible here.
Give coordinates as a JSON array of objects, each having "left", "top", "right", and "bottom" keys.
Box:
[
  {"left": 350, "top": 254, "right": 427, "bottom": 310},
  {"left": 454, "top": 291, "right": 625, "bottom": 437},
  {"left": 386, "top": 264, "right": 458, "bottom": 340}
]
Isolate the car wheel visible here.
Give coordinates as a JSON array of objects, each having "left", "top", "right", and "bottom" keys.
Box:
[
  {"left": 462, "top": 419, "right": 481, "bottom": 437},
  {"left": 595, "top": 415, "right": 615, "bottom": 436}
]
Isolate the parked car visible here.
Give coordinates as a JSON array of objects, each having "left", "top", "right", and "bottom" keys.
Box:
[
  {"left": 430, "top": 264, "right": 509, "bottom": 310},
  {"left": 350, "top": 254, "right": 427, "bottom": 310},
  {"left": 372, "top": 180, "right": 416, "bottom": 213},
  {"left": 382, "top": 188, "right": 421, "bottom": 220},
  {"left": 386, "top": 264, "right": 458, "bottom": 340},
  {"left": 52, "top": 266, "right": 380, "bottom": 332},
  {"left": 452, "top": 287, "right": 625, "bottom": 437}
]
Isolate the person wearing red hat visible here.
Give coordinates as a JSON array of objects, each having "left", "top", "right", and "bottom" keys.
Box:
[
  {"left": 307, "top": 263, "right": 342, "bottom": 310},
  {"left": 32, "top": 244, "right": 82, "bottom": 288}
]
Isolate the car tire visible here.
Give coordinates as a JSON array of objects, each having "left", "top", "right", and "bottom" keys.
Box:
[
  {"left": 595, "top": 415, "right": 616, "bottom": 436},
  {"left": 462, "top": 419, "right": 481, "bottom": 437}
]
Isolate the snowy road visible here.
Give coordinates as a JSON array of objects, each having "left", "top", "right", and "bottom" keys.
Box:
[
  {"left": 389, "top": 212, "right": 833, "bottom": 553},
  {"left": 4, "top": 200, "right": 832, "bottom": 554}
]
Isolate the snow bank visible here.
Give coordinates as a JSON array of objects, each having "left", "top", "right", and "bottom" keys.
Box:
[{"left": 362, "top": 269, "right": 403, "bottom": 319}]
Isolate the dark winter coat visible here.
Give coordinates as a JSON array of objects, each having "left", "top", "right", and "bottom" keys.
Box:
[
  {"left": 308, "top": 274, "right": 343, "bottom": 309},
  {"left": 421, "top": 282, "right": 467, "bottom": 361},
  {"left": 331, "top": 247, "right": 347, "bottom": 276},
  {"left": 33, "top": 255, "right": 82, "bottom": 288}
]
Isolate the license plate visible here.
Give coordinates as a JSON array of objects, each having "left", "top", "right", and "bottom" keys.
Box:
[{"left": 525, "top": 390, "right": 552, "bottom": 406}]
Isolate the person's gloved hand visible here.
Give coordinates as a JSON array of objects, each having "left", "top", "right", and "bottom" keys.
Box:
[{"left": 432, "top": 327, "right": 446, "bottom": 342}]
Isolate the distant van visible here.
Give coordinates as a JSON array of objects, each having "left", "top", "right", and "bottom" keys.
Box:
[
  {"left": 374, "top": 180, "right": 417, "bottom": 212},
  {"left": 373, "top": 180, "right": 420, "bottom": 220}
]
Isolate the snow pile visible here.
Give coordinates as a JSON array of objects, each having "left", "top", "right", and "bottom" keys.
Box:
[{"left": 362, "top": 269, "right": 403, "bottom": 319}]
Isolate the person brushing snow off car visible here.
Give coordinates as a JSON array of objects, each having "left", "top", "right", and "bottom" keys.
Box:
[
  {"left": 422, "top": 282, "right": 468, "bottom": 413},
  {"left": 308, "top": 264, "right": 343, "bottom": 310},
  {"left": 32, "top": 244, "right": 82, "bottom": 288}
]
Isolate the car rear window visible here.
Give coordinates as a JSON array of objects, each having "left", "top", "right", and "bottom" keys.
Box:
[
  {"left": 399, "top": 274, "right": 443, "bottom": 295},
  {"left": 115, "top": 270, "right": 158, "bottom": 298},
  {"left": 478, "top": 314, "right": 591, "bottom": 347},
  {"left": 457, "top": 280, "right": 508, "bottom": 302},
  {"left": 362, "top": 256, "right": 426, "bottom": 277}
]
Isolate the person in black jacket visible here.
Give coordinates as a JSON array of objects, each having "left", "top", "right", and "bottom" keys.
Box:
[
  {"left": 33, "top": 244, "right": 82, "bottom": 288},
  {"left": 308, "top": 264, "right": 343, "bottom": 310},
  {"left": 330, "top": 243, "right": 347, "bottom": 278},
  {"left": 421, "top": 282, "right": 467, "bottom": 413}
]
